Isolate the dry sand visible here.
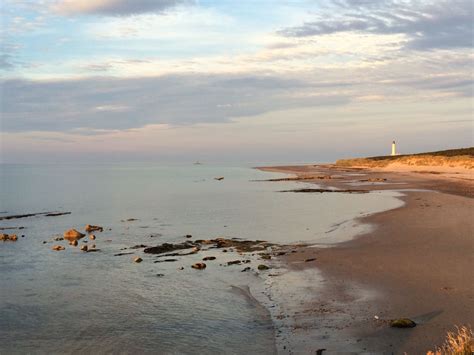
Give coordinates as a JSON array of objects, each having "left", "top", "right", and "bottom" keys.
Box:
[{"left": 259, "top": 164, "right": 473, "bottom": 354}]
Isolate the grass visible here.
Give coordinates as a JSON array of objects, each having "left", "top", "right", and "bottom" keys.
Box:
[
  {"left": 335, "top": 147, "right": 474, "bottom": 169},
  {"left": 427, "top": 326, "right": 473, "bottom": 355}
]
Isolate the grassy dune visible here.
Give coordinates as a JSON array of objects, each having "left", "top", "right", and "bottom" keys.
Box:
[{"left": 336, "top": 147, "right": 474, "bottom": 169}]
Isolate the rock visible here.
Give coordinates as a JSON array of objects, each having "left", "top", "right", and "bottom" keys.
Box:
[
  {"left": 227, "top": 260, "right": 241, "bottom": 266},
  {"left": 185, "top": 234, "right": 192, "bottom": 238},
  {"left": 63, "top": 229, "right": 85, "bottom": 241},
  {"left": 260, "top": 254, "right": 271, "bottom": 260},
  {"left": 80, "top": 245, "right": 88, "bottom": 252},
  {"left": 89, "top": 234, "right": 96, "bottom": 240},
  {"left": 258, "top": 264, "right": 270, "bottom": 271},
  {"left": 144, "top": 241, "right": 196, "bottom": 255},
  {"left": 214, "top": 177, "right": 224, "bottom": 181},
  {"left": 1, "top": 233, "right": 18, "bottom": 241},
  {"left": 203, "top": 256, "right": 216, "bottom": 261},
  {"left": 305, "top": 258, "right": 316, "bottom": 262},
  {"left": 52, "top": 245, "right": 65, "bottom": 251},
  {"left": 156, "top": 274, "right": 165, "bottom": 277},
  {"left": 390, "top": 318, "right": 416, "bottom": 328},
  {"left": 69, "top": 240, "right": 78, "bottom": 246},
  {"left": 53, "top": 236, "right": 64, "bottom": 241},
  {"left": 241, "top": 267, "right": 251, "bottom": 272},
  {"left": 90, "top": 244, "right": 96, "bottom": 249},
  {"left": 85, "top": 224, "right": 103, "bottom": 233},
  {"left": 43, "top": 241, "right": 47, "bottom": 244},
  {"left": 133, "top": 256, "right": 143, "bottom": 263},
  {"left": 191, "top": 263, "right": 206, "bottom": 270}
]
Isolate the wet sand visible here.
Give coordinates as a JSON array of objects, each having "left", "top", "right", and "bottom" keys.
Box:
[{"left": 259, "top": 164, "right": 474, "bottom": 353}]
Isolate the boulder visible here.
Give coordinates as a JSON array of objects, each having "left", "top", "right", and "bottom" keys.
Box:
[
  {"left": 134, "top": 256, "right": 143, "bottom": 263},
  {"left": 85, "top": 225, "right": 103, "bottom": 233},
  {"left": 63, "top": 229, "right": 85, "bottom": 241},
  {"left": 258, "top": 264, "right": 270, "bottom": 271},
  {"left": 52, "top": 245, "right": 65, "bottom": 251},
  {"left": 191, "top": 263, "right": 206, "bottom": 270},
  {"left": 390, "top": 318, "right": 416, "bottom": 328}
]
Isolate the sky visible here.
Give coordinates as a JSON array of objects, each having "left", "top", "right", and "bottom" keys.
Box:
[{"left": 1, "top": 0, "right": 473, "bottom": 164}]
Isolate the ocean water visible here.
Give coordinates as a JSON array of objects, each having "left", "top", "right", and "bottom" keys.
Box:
[{"left": 0, "top": 164, "right": 403, "bottom": 354}]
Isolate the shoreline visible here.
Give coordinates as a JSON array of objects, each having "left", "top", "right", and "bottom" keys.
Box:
[{"left": 257, "top": 163, "right": 474, "bottom": 353}]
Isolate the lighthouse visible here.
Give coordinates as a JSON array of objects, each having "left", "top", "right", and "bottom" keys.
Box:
[{"left": 391, "top": 141, "right": 396, "bottom": 156}]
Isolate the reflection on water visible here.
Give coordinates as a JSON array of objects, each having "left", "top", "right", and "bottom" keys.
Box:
[{"left": 0, "top": 164, "right": 402, "bottom": 353}]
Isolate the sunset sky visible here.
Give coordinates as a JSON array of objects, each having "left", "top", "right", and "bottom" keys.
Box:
[{"left": 1, "top": 0, "right": 472, "bottom": 163}]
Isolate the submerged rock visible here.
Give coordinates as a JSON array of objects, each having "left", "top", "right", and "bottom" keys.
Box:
[
  {"left": 63, "top": 229, "right": 85, "bottom": 241},
  {"left": 85, "top": 225, "right": 103, "bottom": 233},
  {"left": 390, "top": 318, "right": 416, "bottom": 328},
  {"left": 241, "top": 267, "right": 251, "bottom": 272},
  {"left": 191, "top": 262, "right": 206, "bottom": 269},
  {"left": 144, "top": 241, "right": 196, "bottom": 255},
  {"left": 257, "top": 264, "right": 270, "bottom": 271},
  {"left": 227, "top": 260, "right": 242, "bottom": 266}
]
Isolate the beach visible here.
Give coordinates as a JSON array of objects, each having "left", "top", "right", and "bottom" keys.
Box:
[{"left": 259, "top": 164, "right": 474, "bottom": 353}]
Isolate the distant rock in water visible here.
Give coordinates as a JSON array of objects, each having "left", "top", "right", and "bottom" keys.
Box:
[
  {"left": 203, "top": 256, "right": 216, "bottom": 261},
  {"left": 85, "top": 225, "right": 103, "bottom": 233},
  {"left": 192, "top": 263, "right": 206, "bottom": 269},
  {"left": 1, "top": 233, "right": 18, "bottom": 241},
  {"left": 64, "top": 229, "right": 85, "bottom": 241},
  {"left": 52, "top": 245, "right": 65, "bottom": 251},
  {"left": 89, "top": 234, "right": 96, "bottom": 240},
  {"left": 257, "top": 264, "right": 270, "bottom": 271},
  {"left": 133, "top": 256, "right": 143, "bottom": 263},
  {"left": 390, "top": 318, "right": 416, "bottom": 328},
  {"left": 214, "top": 177, "right": 224, "bottom": 181}
]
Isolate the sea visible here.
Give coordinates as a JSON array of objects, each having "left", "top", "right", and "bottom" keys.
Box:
[{"left": 0, "top": 163, "right": 403, "bottom": 354}]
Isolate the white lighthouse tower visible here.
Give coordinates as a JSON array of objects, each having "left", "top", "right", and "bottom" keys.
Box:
[{"left": 391, "top": 140, "right": 396, "bottom": 156}]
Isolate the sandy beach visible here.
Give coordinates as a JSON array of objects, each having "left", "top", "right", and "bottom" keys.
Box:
[{"left": 259, "top": 164, "right": 474, "bottom": 353}]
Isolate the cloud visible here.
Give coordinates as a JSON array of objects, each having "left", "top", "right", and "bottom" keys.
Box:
[
  {"left": 279, "top": 0, "right": 473, "bottom": 50},
  {"left": 0, "top": 73, "right": 349, "bottom": 134},
  {"left": 53, "top": 0, "right": 193, "bottom": 16}
]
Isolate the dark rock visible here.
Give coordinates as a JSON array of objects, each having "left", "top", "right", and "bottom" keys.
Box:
[
  {"left": 85, "top": 224, "right": 103, "bottom": 233},
  {"left": 185, "top": 234, "right": 192, "bottom": 238},
  {"left": 227, "top": 260, "right": 241, "bottom": 266},
  {"left": 156, "top": 274, "right": 165, "bottom": 277},
  {"left": 390, "top": 318, "right": 416, "bottom": 328},
  {"left": 69, "top": 240, "right": 78, "bottom": 246},
  {"left": 114, "top": 252, "right": 134, "bottom": 256},
  {"left": 258, "top": 264, "right": 270, "bottom": 271},
  {"left": 133, "top": 256, "right": 143, "bottom": 263},
  {"left": 214, "top": 177, "right": 224, "bottom": 181},
  {"left": 203, "top": 256, "right": 216, "bottom": 261},
  {"left": 260, "top": 254, "right": 271, "bottom": 260},
  {"left": 130, "top": 244, "right": 148, "bottom": 249},
  {"left": 52, "top": 245, "right": 65, "bottom": 251},
  {"left": 281, "top": 188, "right": 368, "bottom": 194},
  {"left": 154, "top": 259, "right": 178, "bottom": 263},
  {"left": 80, "top": 245, "right": 88, "bottom": 252},
  {"left": 89, "top": 234, "right": 96, "bottom": 240},
  {"left": 305, "top": 258, "right": 316, "bottom": 262},
  {"left": 241, "top": 267, "right": 251, "bottom": 272}
]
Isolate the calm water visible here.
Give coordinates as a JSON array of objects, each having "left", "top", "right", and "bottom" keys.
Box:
[{"left": 0, "top": 164, "right": 403, "bottom": 354}]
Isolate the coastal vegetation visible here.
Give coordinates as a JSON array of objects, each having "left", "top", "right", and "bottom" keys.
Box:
[
  {"left": 427, "top": 326, "right": 473, "bottom": 355},
  {"left": 336, "top": 147, "right": 474, "bottom": 169}
]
